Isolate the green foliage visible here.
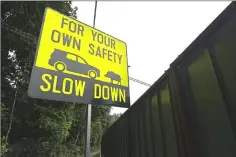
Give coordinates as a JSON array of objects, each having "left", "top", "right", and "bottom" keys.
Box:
[
  {"left": 109, "top": 113, "right": 122, "bottom": 125},
  {"left": 1, "top": 136, "right": 8, "bottom": 154},
  {"left": 92, "top": 150, "right": 101, "bottom": 157},
  {"left": 1, "top": 1, "right": 113, "bottom": 157}
]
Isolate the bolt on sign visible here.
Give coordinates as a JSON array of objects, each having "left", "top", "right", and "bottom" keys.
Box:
[{"left": 28, "top": 8, "right": 130, "bottom": 108}]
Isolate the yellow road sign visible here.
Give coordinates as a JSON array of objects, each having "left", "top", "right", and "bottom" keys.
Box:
[{"left": 28, "top": 8, "right": 130, "bottom": 108}]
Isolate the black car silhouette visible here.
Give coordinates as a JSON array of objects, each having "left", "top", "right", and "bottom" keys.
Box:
[
  {"left": 49, "top": 49, "right": 100, "bottom": 79},
  {"left": 105, "top": 71, "right": 121, "bottom": 85}
]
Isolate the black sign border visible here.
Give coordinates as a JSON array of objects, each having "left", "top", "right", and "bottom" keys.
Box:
[{"left": 28, "top": 7, "right": 130, "bottom": 108}]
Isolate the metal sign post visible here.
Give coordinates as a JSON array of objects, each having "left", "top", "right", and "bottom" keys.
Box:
[
  {"left": 84, "top": 104, "right": 92, "bottom": 157},
  {"left": 84, "top": 2, "right": 97, "bottom": 157}
]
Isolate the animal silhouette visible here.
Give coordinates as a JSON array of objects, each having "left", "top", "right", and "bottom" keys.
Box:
[{"left": 105, "top": 71, "right": 121, "bottom": 85}]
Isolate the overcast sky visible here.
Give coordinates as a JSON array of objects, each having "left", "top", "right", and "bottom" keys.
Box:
[{"left": 72, "top": 1, "right": 231, "bottom": 115}]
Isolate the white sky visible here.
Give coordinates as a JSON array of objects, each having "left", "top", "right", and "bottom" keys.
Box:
[{"left": 72, "top": 1, "right": 231, "bottom": 115}]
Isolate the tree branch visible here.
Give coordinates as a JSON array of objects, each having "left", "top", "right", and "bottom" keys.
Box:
[{"left": 6, "top": 84, "right": 18, "bottom": 141}]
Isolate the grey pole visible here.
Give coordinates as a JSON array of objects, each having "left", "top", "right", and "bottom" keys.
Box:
[
  {"left": 93, "top": 1, "right": 98, "bottom": 28},
  {"left": 84, "top": 104, "right": 92, "bottom": 157},
  {"left": 84, "top": 1, "right": 97, "bottom": 157}
]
